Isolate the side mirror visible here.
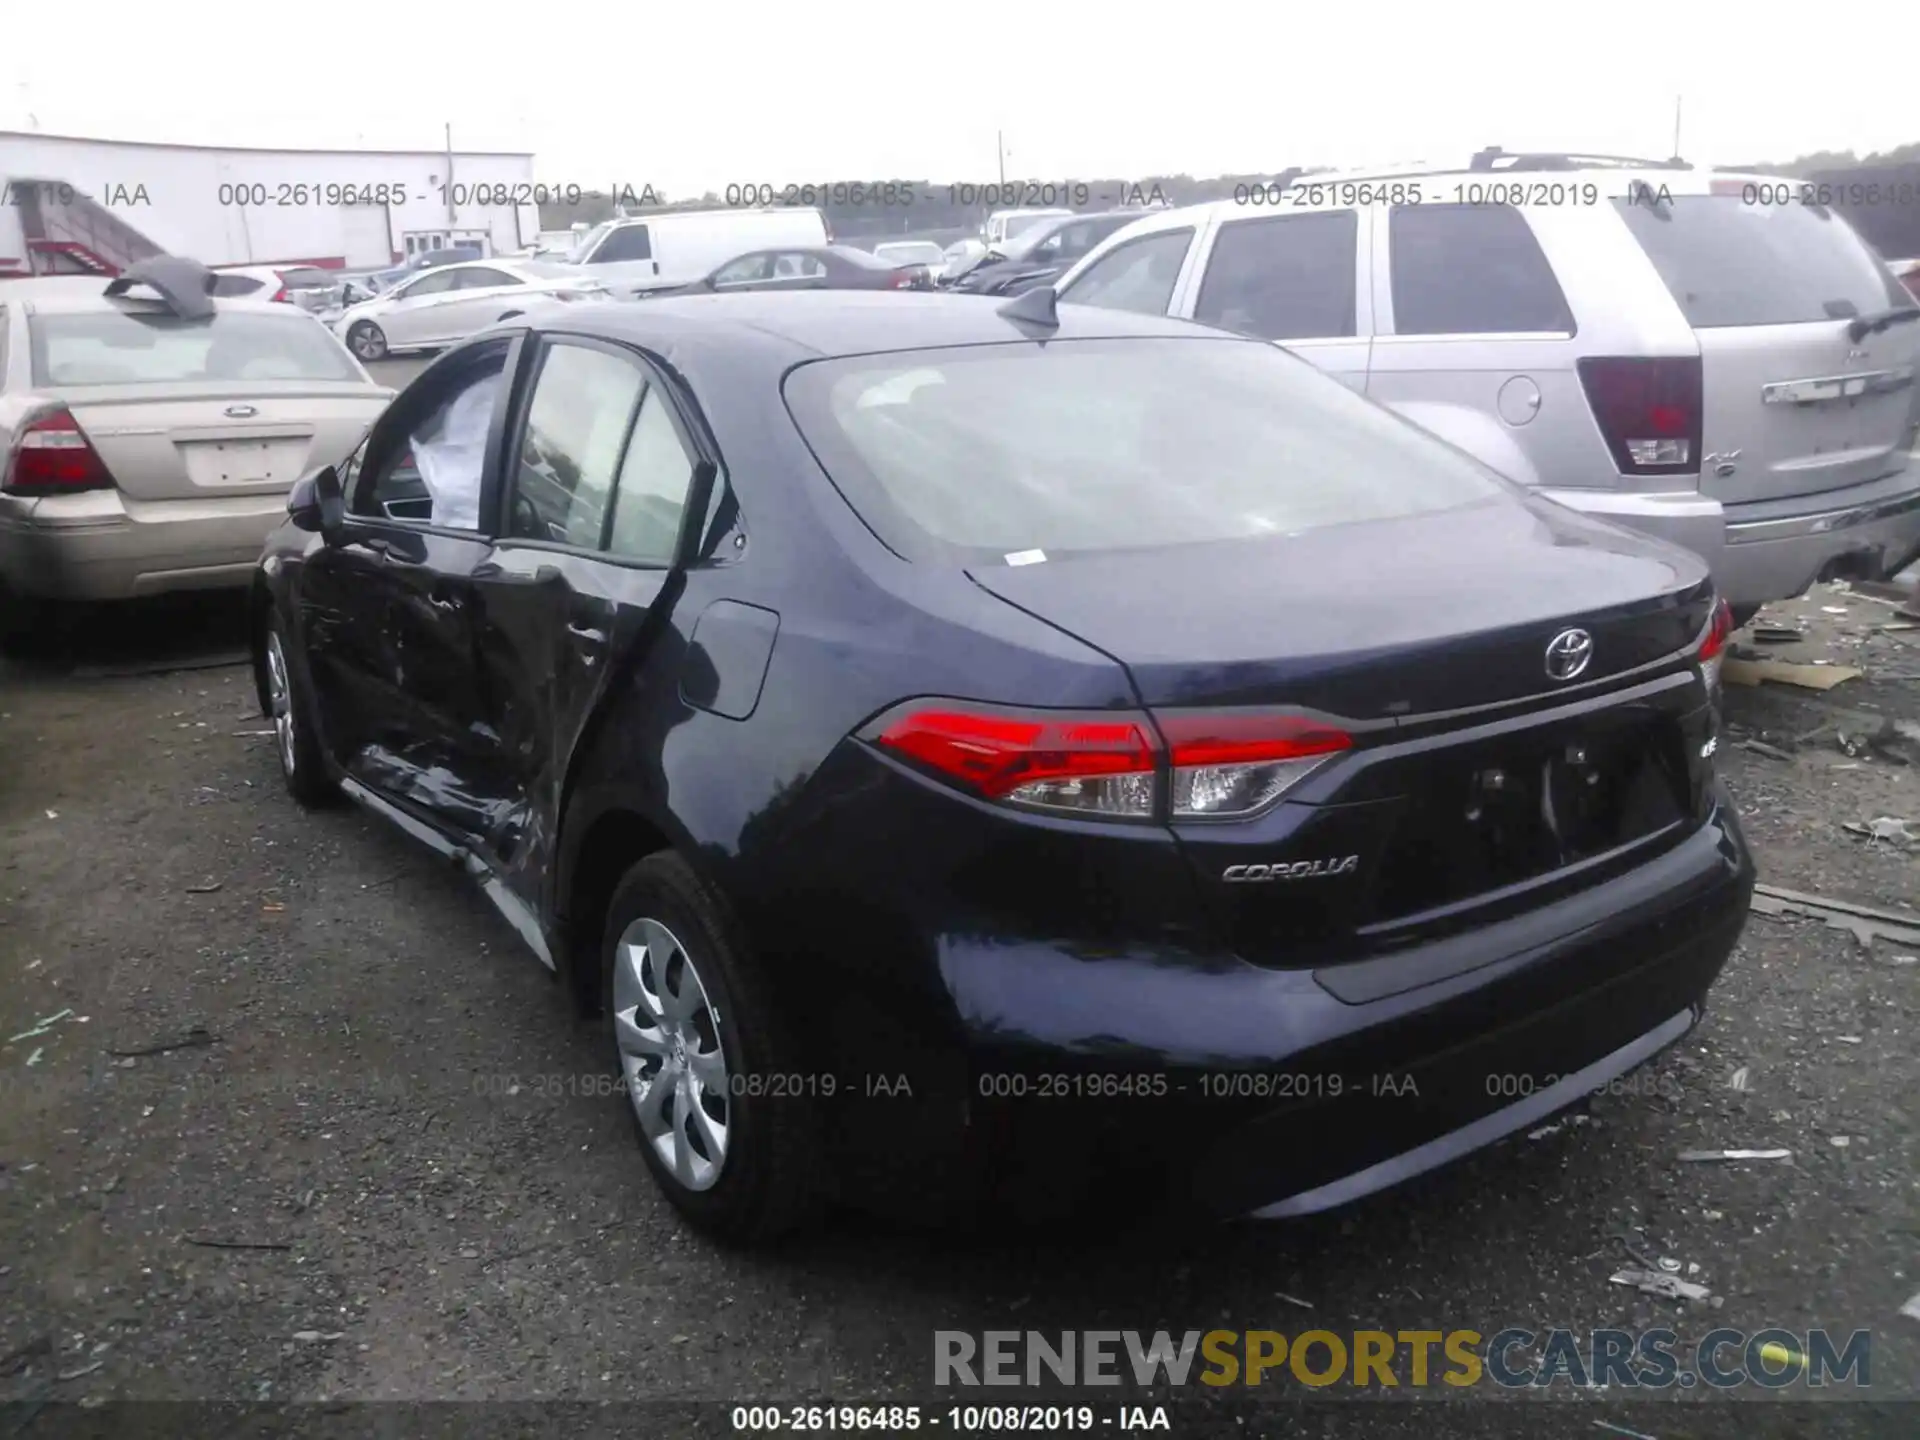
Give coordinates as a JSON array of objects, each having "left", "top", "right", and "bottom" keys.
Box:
[{"left": 289, "top": 464, "right": 346, "bottom": 541}]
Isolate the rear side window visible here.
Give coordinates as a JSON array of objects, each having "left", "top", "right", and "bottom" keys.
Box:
[
  {"left": 28, "top": 309, "right": 363, "bottom": 387},
  {"left": 509, "top": 342, "right": 645, "bottom": 547},
  {"left": 783, "top": 338, "right": 1506, "bottom": 566},
  {"left": 1614, "top": 195, "right": 1908, "bottom": 328},
  {"left": 1060, "top": 229, "right": 1193, "bottom": 316},
  {"left": 1388, "top": 205, "right": 1573, "bottom": 335},
  {"left": 1195, "top": 211, "right": 1359, "bottom": 341}
]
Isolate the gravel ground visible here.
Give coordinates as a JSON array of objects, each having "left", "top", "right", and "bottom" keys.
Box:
[{"left": 1, "top": 575, "right": 1916, "bottom": 1438}]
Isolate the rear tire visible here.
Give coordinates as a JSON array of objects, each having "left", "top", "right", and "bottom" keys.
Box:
[
  {"left": 347, "top": 321, "right": 388, "bottom": 362},
  {"left": 602, "top": 852, "right": 825, "bottom": 1245},
  {"left": 264, "top": 614, "right": 337, "bottom": 807}
]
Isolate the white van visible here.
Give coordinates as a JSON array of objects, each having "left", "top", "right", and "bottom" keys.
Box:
[
  {"left": 558, "top": 208, "right": 830, "bottom": 296},
  {"left": 983, "top": 207, "right": 1074, "bottom": 251}
]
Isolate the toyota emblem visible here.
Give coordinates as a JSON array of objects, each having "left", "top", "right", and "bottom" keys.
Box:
[{"left": 1545, "top": 628, "right": 1594, "bottom": 682}]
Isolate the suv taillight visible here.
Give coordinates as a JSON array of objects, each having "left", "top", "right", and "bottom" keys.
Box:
[
  {"left": 865, "top": 702, "right": 1351, "bottom": 821},
  {"left": 1577, "top": 356, "right": 1702, "bottom": 475},
  {"left": 1697, "top": 596, "right": 1734, "bottom": 692},
  {"left": 3, "top": 409, "right": 115, "bottom": 496}
]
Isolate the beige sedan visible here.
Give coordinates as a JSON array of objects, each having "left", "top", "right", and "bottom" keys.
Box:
[{"left": 0, "top": 269, "right": 392, "bottom": 635}]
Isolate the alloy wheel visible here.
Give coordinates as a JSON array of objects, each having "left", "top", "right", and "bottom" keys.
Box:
[
  {"left": 265, "top": 631, "right": 298, "bottom": 778},
  {"left": 348, "top": 322, "right": 387, "bottom": 361},
  {"left": 612, "top": 917, "right": 731, "bottom": 1191}
]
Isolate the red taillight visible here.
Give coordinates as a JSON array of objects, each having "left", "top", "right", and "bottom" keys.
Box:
[
  {"left": 270, "top": 285, "right": 291, "bottom": 303},
  {"left": 867, "top": 702, "right": 1351, "bottom": 821},
  {"left": 1577, "top": 356, "right": 1702, "bottom": 474},
  {"left": 1697, "top": 595, "right": 1734, "bottom": 693},
  {"left": 886, "top": 269, "right": 913, "bottom": 289},
  {"left": 3, "top": 409, "right": 114, "bottom": 496},
  {"left": 874, "top": 708, "right": 1157, "bottom": 814}
]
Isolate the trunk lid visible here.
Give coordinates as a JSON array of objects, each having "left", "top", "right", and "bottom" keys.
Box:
[
  {"left": 967, "top": 497, "right": 1711, "bottom": 719},
  {"left": 54, "top": 382, "right": 389, "bottom": 503},
  {"left": 1614, "top": 192, "right": 1920, "bottom": 507},
  {"left": 969, "top": 500, "right": 1716, "bottom": 969}
]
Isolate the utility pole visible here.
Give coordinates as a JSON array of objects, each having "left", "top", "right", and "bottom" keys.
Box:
[
  {"left": 997, "top": 130, "right": 1006, "bottom": 185},
  {"left": 1671, "top": 96, "right": 1683, "bottom": 161},
  {"left": 445, "top": 121, "right": 457, "bottom": 223}
]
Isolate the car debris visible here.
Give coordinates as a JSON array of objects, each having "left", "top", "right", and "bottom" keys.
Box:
[
  {"left": 1749, "top": 883, "right": 1920, "bottom": 948},
  {"left": 1720, "top": 656, "right": 1862, "bottom": 690},
  {"left": 1274, "top": 1292, "right": 1313, "bottom": 1309},
  {"left": 1677, "top": 1147, "right": 1792, "bottom": 1161},
  {"left": 1610, "top": 1267, "right": 1712, "bottom": 1302},
  {"left": 1726, "top": 1066, "right": 1751, "bottom": 1091},
  {"left": 1527, "top": 1113, "right": 1592, "bottom": 1140},
  {"left": 1592, "top": 1421, "right": 1658, "bottom": 1440},
  {"left": 185, "top": 881, "right": 224, "bottom": 894},
  {"left": 1738, "top": 739, "right": 1795, "bottom": 761},
  {"left": 1842, "top": 816, "right": 1916, "bottom": 849},
  {"left": 1901, "top": 1292, "right": 1920, "bottom": 1323},
  {"left": 6, "top": 1009, "right": 75, "bottom": 1044},
  {"left": 1749, "top": 625, "right": 1806, "bottom": 644},
  {"left": 183, "top": 1236, "right": 292, "bottom": 1252},
  {"left": 105, "top": 1027, "right": 217, "bottom": 1059}
]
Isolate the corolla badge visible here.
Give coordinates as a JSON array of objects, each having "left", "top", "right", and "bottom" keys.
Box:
[
  {"left": 1544, "top": 628, "right": 1594, "bottom": 682},
  {"left": 1222, "top": 856, "right": 1359, "bottom": 883}
]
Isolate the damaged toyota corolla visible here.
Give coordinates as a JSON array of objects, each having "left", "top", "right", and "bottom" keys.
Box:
[{"left": 249, "top": 287, "right": 1754, "bottom": 1245}]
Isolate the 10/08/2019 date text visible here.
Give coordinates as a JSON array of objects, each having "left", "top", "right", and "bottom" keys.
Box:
[{"left": 731, "top": 1404, "right": 1168, "bottom": 1430}]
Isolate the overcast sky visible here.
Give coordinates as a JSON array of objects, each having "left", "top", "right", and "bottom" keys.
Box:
[{"left": 3, "top": 6, "right": 1911, "bottom": 197}]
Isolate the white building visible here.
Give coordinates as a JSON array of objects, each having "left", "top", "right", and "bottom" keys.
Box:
[{"left": 0, "top": 130, "right": 540, "bottom": 277}]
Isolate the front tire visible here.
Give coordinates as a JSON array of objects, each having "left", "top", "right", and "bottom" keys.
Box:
[
  {"left": 603, "top": 852, "right": 824, "bottom": 1244},
  {"left": 264, "top": 616, "right": 336, "bottom": 807},
  {"left": 347, "top": 320, "right": 389, "bottom": 362}
]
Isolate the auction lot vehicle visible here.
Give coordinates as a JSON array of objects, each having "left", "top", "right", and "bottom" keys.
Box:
[
  {"left": 639, "top": 244, "right": 933, "bottom": 297},
  {"left": 331, "top": 258, "right": 611, "bottom": 361},
  {"left": 983, "top": 207, "right": 1073, "bottom": 249},
  {"left": 872, "top": 240, "right": 950, "bottom": 280},
  {"left": 0, "top": 259, "right": 390, "bottom": 639},
  {"left": 212, "top": 264, "right": 341, "bottom": 315},
  {"left": 1055, "top": 149, "right": 1920, "bottom": 618},
  {"left": 944, "top": 210, "right": 1141, "bottom": 296},
  {"left": 555, "top": 208, "right": 831, "bottom": 298},
  {"left": 251, "top": 289, "right": 1753, "bottom": 1243}
]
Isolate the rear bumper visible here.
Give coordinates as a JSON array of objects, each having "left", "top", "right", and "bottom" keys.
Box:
[
  {"left": 0, "top": 488, "right": 285, "bottom": 601},
  {"left": 1716, "top": 471, "right": 1920, "bottom": 609},
  {"left": 831, "top": 790, "right": 1753, "bottom": 1221},
  {"left": 1538, "top": 486, "right": 1727, "bottom": 576}
]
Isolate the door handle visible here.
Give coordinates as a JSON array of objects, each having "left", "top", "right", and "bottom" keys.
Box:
[{"left": 566, "top": 622, "right": 608, "bottom": 648}]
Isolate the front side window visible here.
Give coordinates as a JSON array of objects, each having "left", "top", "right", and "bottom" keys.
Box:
[
  {"left": 396, "top": 270, "right": 460, "bottom": 300},
  {"left": 715, "top": 254, "right": 772, "bottom": 285},
  {"left": 457, "top": 267, "right": 520, "bottom": 290},
  {"left": 1059, "top": 229, "right": 1194, "bottom": 316},
  {"left": 507, "top": 342, "right": 646, "bottom": 547},
  {"left": 595, "top": 225, "right": 653, "bottom": 263},
  {"left": 351, "top": 352, "right": 507, "bottom": 527}
]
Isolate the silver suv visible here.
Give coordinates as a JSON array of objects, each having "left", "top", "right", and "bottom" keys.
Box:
[{"left": 1053, "top": 149, "right": 1920, "bottom": 618}]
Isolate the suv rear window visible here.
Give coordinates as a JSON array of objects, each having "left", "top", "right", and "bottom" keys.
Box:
[
  {"left": 30, "top": 309, "right": 364, "bottom": 387},
  {"left": 783, "top": 338, "right": 1506, "bottom": 565},
  {"left": 1614, "top": 195, "right": 1908, "bottom": 328},
  {"left": 276, "top": 267, "right": 336, "bottom": 290}
]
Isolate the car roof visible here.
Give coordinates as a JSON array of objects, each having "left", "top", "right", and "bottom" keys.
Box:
[{"left": 522, "top": 289, "right": 1240, "bottom": 364}]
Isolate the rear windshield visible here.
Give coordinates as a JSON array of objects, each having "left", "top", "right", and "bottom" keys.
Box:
[
  {"left": 1614, "top": 195, "right": 1908, "bottom": 328},
  {"left": 783, "top": 338, "right": 1507, "bottom": 565},
  {"left": 30, "top": 308, "right": 364, "bottom": 387},
  {"left": 277, "top": 267, "right": 336, "bottom": 290}
]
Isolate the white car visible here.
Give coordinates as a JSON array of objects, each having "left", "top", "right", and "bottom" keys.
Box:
[
  {"left": 332, "top": 259, "right": 610, "bottom": 362},
  {"left": 213, "top": 264, "right": 340, "bottom": 315},
  {"left": 871, "top": 240, "right": 950, "bottom": 280}
]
